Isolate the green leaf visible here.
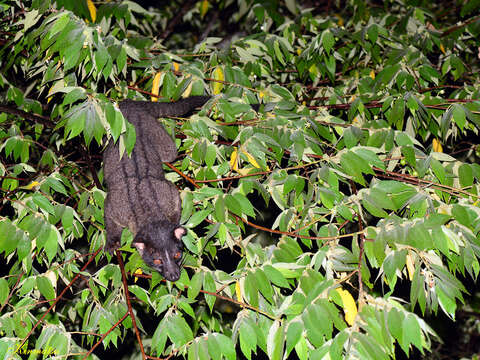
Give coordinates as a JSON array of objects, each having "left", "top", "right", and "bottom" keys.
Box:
[
  {"left": 254, "top": 269, "right": 273, "bottom": 303},
  {"left": 362, "top": 195, "right": 388, "bottom": 218},
  {"left": 383, "top": 250, "right": 407, "bottom": 288},
  {"left": 452, "top": 104, "right": 467, "bottom": 131},
  {"left": 367, "top": 24, "right": 378, "bottom": 44},
  {"left": 128, "top": 285, "right": 150, "bottom": 304},
  {"left": 340, "top": 151, "right": 373, "bottom": 185},
  {"left": 117, "top": 46, "right": 127, "bottom": 73},
  {"left": 36, "top": 276, "right": 55, "bottom": 305},
  {"left": 186, "top": 209, "right": 211, "bottom": 228},
  {"left": 324, "top": 54, "right": 336, "bottom": 80},
  {"left": 33, "top": 194, "right": 55, "bottom": 215},
  {"left": 205, "top": 144, "right": 217, "bottom": 168},
  {"left": 286, "top": 320, "right": 303, "bottom": 355},
  {"left": 61, "top": 206, "right": 74, "bottom": 231},
  {"left": 215, "top": 196, "right": 226, "bottom": 222},
  {"left": 263, "top": 264, "right": 290, "bottom": 288},
  {"left": 419, "top": 65, "right": 440, "bottom": 84},
  {"left": 167, "top": 315, "right": 194, "bottom": 347},
  {"left": 65, "top": 107, "right": 86, "bottom": 140},
  {"left": 0, "top": 220, "right": 19, "bottom": 256},
  {"left": 43, "top": 225, "right": 59, "bottom": 263},
  {"left": 83, "top": 101, "right": 104, "bottom": 146},
  {"left": 302, "top": 304, "right": 328, "bottom": 347},
  {"left": 267, "top": 320, "right": 284, "bottom": 360},
  {"left": 212, "top": 334, "right": 236, "bottom": 360},
  {"left": 207, "top": 334, "right": 222, "bottom": 360},
  {"left": 188, "top": 272, "right": 203, "bottom": 300},
  {"left": 376, "top": 64, "right": 400, "bottom": 88},
  {"left": 244, "top": 271, "right": 259, "bottom": 307},
  {"left": 458, "top": 164, "right": 473, "bottom": 188},
  {"left": 45, "top": 177, "right": 68, "bottom": 195},
  {"left": 321, "top": 30, "right": 335, "bottom": 53},
  {"left": 106, "top": 103, "right": 124, "bottom": 142},
  {"left": 152, "top": 320, "right": 168, "bottom": 355},
  {"left": 225, "top": 194, "right": 243, "bottom": 217},
  {"left": 436, "top": 286, "right": 457, "bottom": 319},
  {"left": 203, "top": 271, "right": 216, "bottom": 312},
  {"left": 271, "top": 84, "right": 295, "bottom": 101},
  {"left": 273, "top": 40, "right": 285, "bottom": 66},
  {"left": 402, "top": 314, "right": 423, "bottom": 353},
  {"left": 329, "top": 331, "right": 348, "bottom": 360},
  {"left": 387, "top": 308, "right": 404, "bottom": 348},
  {"left": 63, "top": 87, "right": 87, "bottom": 106},
  {"left": 124, "top": 120, "right": 136, "bottom": 155},
  {"left": 353, "top": 148, "right": 384, "bottom": 170},
  {"left": 239, "top": 320, "right": 257, "bottom": 359},
  {"left": 232, "top": 193, "right": 255, "bottom": 217},
  {"left": 0, "top": 278, "right": 9, "bottom": 305}
]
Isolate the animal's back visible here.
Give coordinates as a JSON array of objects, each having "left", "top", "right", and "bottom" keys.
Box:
[
  {"left": 103, "top": 96, "right": 210, "bottom": 246},
  {"left": 105, "top": 176, "right": 181, "bottom": 235}
]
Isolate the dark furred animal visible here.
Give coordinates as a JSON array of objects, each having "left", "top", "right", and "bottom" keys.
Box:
[{"left": 103, "top": 96, "right": 210, "bottom": 281}]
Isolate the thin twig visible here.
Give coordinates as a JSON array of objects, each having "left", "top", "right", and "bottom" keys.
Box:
[
  {"left": 0, "top": 104, "right": 54, "bottom": 127},
  {"left": 81, "top": 311, "right": 129, "bottom": 360},
  {"left": 160, "top": 0, "right": 197, "bottom": 40},
  {"left": 116, "top": 250, "right": 147, "bottom": 360},
  {"left": 18, "top": 247, "right": 102, "bottom": 350},
  {"left": 441, "top": 14, "right": 480, "bottom": 37},
  {"left": 0, "top": 271, "right": 24, "bottom": 313}
]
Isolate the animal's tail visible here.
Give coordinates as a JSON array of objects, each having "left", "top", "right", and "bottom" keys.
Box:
[{"left": 143, "top": 96, "right": 211, "bottom": 117}]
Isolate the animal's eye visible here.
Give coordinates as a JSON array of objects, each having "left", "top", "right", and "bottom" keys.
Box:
[
  {"left": 153, "top": 259, "right": 162, "bottom": 265},
  {"left": 173, "top": 251, "right": 182, "bottom": 260}
]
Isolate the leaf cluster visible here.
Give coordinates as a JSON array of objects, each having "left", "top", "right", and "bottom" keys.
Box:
[{"left": 0, "top": 0, "right": 480, "bottom": 359}]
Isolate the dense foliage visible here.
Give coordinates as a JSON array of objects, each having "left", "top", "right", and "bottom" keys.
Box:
[{"left": 1, "top": 0, "right": 480, "bottom": 359}]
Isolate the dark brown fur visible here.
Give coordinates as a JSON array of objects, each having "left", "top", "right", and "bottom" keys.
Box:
[{"left": 103, "top": 96, "right": 210, "bottom": 281}]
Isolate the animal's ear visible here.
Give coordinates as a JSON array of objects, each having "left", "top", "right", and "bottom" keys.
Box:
[
  {"left": 133, "top": 240, "right": 145, "bottom": 255},
  {"left": 174, "top": 227, "right": 186, "bottom": 240}
]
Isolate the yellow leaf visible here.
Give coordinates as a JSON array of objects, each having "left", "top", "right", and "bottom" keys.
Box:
[
  {"left": 432, "top": 138, "right": 443, "bottom": 153},
  {"left": 151, "top": 72, "right": 162, "bottom": 102},
  {"left": 308, "top": 63, "right": 318, "bottom": 77},
  {"left": 336, "top": 13, "right": 344, "bottom": 26},
  {"left": 369, "top": 70, "right": 375, "bottom": 79},
  {"left": 86, "top": 0, "right": 96, "bottom": 22},
  {"left": 235, "top": 280, "right": 242, "bottom": 301},
  {"left": 134, "top": 268, "right": 143, "bottom": 283},
  {"left": 296, "top": 48, "right": 302, "bottom": 56},
  {"left": 47, "top": 86, "right": 54, "bottom": 103},
  {"left": 229, "top": 147, "right": 239, "bottom": 171},
  {"left": 212, "top": 66, "right": 224, "bottom": 95},
  {"left": 336, "top": 288, "right": 357, "bottom": 326},
  {"left": 243, "top": 150, "right": 261, "bottom": 169},
  {"left": 183, "top": 77, "right": 193, "bottom": 98},
  {"left": 200, "top": 0, "right": 209, "bottom": 18},
  {"left": 24, "top": 181, "right": 40, "bottom": 190},
  {"left": 440, "top": 43, "right": 445, "bottom": 54},
  {"left": 406, "top": 252, "right": 415, "bottom": 281}
]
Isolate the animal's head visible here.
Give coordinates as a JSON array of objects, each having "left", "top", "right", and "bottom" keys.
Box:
[{"left": 132, "top": 221, "right": 186, "bottom": 281}]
